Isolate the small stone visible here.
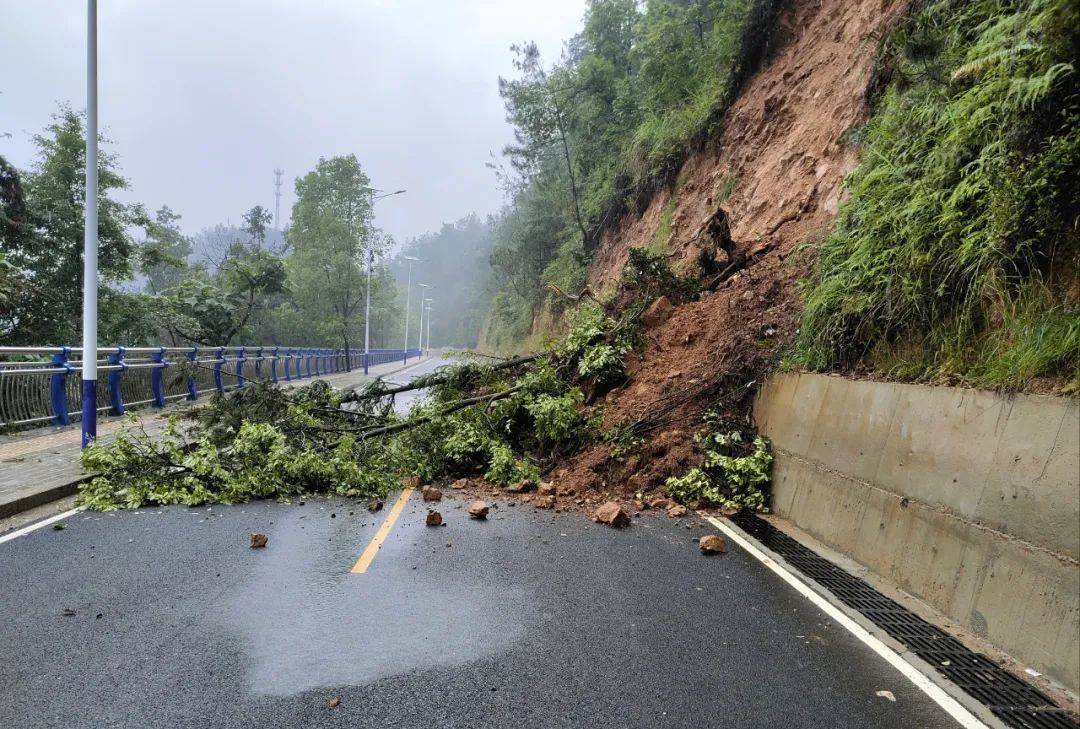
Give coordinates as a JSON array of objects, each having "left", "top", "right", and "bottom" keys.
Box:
[
  {"left": 367, "top": 498, "right": 384, "bottom": 512},
  {"left": 699, "top": 535, "right": 727, "bottom": 554},
  {"left": 537, "top": 482, "right": 556, "bottom": 497},
  {"left": 328, "top": 697, "right": 341, "bottom": 708},
  {"left": 506, "top": 479, "right": 536, "bottom": 493},
  {"left": 451, "top": 478, "right": 469, "bottom": 490},
  {"left": 686, "top": 500, "right": 703, "bottom": 511},
  {"left": 250, "top": 533, "right": 268, "bottom": 548},
  {"left": 61, "top": 607, "right": 76, "bottom": 617},
  {"left": 468, "top": 501, "right": 490, "bottom": 519},
  {"left": 402, "top": 476, "right": 422, "bottom": 489},
  {"left": 633, "top": 500, "right": 645, "bottom": 511},
  {"left": 52, "top": 523, "right": 65, "bottom": 531},
  {"left": 667, "top": 504, "right": 688, "bottom": 518},
  {"left": 536, "top": 495, "right": 556, "bottom": 510},
  {"left": 425, "top": 510, "right": 443, "bottom": 527},
  {"left": 649, "top": 498, "right": 672, "bottom": 510},
  {"left": 594, "top": 501, "right": 630, "bottom": 528},
  {"left": 421, "top": 485, "right": 443, "bottom": 502}
]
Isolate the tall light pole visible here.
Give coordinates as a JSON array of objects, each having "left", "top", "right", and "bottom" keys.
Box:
[
  {"left": 423, "top": 299, "right": 432, "bottom": 355},
  {"left": 416, "top": 283, "right": 429, "bottom": 354},
  {"left": 81, "top": 0, "right": 99, "bottom": 448},
  {"left": 362, "top": 189, "right": 405, "bottom": 370},
  {"left": 402, "top": 256, "right": 420, "bottom": 360}
]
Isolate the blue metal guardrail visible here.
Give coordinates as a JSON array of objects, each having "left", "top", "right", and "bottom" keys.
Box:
[{"left": 0, "top": 345, "right": 421, "bottom": 430}]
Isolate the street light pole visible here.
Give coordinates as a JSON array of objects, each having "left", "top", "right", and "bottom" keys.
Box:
[
  {"left": 363, "top": 189, "right": 405, "bottom": 371},
  {"left": 423, "top": 300, "right": 432, "bottom": 355},
  {"left": 416, "top": 283, "right": 429, "bottom": 354},
  {"left": 363, "top": 246, "right": 373, "bottom": 369},
  {"left": 402, "top": 256, "right": 420, "bottom": 362},
  {"left": 81, "top": 0, "right": 98, "bottom": 448}
]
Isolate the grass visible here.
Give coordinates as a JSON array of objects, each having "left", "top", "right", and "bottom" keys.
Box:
[{"left": 793, "top": 0, "right": 1079, "bottom": 391}]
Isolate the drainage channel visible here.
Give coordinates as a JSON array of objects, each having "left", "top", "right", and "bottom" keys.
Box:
[{"left": 729, "top": 511, "right": 1078, "bottom": 729}]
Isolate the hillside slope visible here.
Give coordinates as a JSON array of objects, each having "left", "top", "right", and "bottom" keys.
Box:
[{"left": 551, "top": 0, "right": 909, "bottom": 496}]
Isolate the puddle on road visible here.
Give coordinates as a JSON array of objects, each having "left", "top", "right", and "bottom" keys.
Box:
[{"left": 215, "top": 504, "right": 529, "bottom": 696}]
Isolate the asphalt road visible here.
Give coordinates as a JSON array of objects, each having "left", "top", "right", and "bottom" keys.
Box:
[{"left": 0, "top": 355, "right": 964, "bottom": 728}]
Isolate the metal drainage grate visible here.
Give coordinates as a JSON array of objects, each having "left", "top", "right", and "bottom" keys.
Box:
[{"left": 730, "top": 511, "right": 1078, "bottom": 729}]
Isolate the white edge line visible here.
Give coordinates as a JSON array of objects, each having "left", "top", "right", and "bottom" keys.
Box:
[
  {"left": 702, "top": 514, "right": 989, "bottom": 729},
  {"left": 0, "top": 507, "right": 83, "bottom": 545}
]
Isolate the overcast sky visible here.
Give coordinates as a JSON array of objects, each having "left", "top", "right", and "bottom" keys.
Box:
[{"left": 1, "top": 0, "right": 586, "bottom": 243}]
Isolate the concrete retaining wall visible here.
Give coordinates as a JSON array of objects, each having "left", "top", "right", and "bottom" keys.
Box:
[{"left": 754, "top": 373, "right": 1080, "bottom": 693}]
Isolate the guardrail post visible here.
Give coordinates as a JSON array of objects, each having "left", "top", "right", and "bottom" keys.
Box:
[
  {"left": 49, "top": 347, "right": 73, "bottom": 426},
  {"left": 236, "top": 347, "right": 246, "bottom": 388},
  {"left": 270, "top": 347, "right": 279, "bottom": 383},
  {"left": 186, "top": 348, "right": 198, "bottom": 401},
  {"left": 213, "top": 347, "right": 225, "bottom": 393},
  {"left": 294, "top": 349, "right": 302, "bottom": 380},
  {"left": 107, "top": 347, "right": 126, "bottom": 415},
  {"left": 305, "top": 349, "right": 313, "bottom": 378},
  {"left": 253, "top": 346, "right": 263, "bottom": 380},
  {"left": 150, "top": 347, "right": 167, "bottom": 407},
  {"left": 283, "top": 348, "right": 292, "bottom": 381}
]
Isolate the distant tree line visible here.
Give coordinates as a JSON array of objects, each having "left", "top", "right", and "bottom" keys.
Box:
[{"left": 0, "top": 106, "right": 402, "bottom": 352}]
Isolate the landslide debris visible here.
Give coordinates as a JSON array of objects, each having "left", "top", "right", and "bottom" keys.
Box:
[
  {"left": 594, "top": 502, "right": 630, "bottom": 528},
  {"left": 699, "top": 535, "right": 727, "bottom": 554}
]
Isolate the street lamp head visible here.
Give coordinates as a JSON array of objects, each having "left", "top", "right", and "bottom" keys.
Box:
[{"left": 403, "top": 255, "right": 421, "bottom": 262}]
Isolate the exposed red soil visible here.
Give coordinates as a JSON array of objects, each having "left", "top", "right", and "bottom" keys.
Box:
[{"left": 555, "top": 0, "right": 910, "bottom": 501}]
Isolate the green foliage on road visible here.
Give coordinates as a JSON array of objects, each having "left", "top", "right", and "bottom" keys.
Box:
[
  {"left": 794, "top": 0, "right": 1080, "bottom": 389},
  {"left": 665, "top": 412, "right": 772, "bottom": 511},
  {"left": 78, "top": 305, "right": 639, "bottom": 510}
]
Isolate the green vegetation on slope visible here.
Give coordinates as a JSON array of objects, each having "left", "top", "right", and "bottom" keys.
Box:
[
  {"left": 794, "top": 0, "right": 1079, "bottom": 389},
  {"left": 483, "top": 0, "right": 785, "bottom": 351}
]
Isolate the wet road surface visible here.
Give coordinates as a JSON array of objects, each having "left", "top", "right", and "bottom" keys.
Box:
[{"left": 0, "top": 355, "right": 965, "bottom": 728}]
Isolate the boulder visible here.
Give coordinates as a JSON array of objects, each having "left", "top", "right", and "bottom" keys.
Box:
[
  {"left": 421, "top": 485, "right": 443, "bottom": 502},
  {"left": 467, "top": 501, "right": 490, "bottom": 519},
  {"left": 425, "top": 510, "right": 443, "bottom": 526},
  {"left": 667, "top": 504, "right": 688, "bottom": 518},
  {"left": 506, "top": 479, "right": 536, "bottom": 493},
  {"left": 699, "top": 535, "right": 727, "bottom": 554},
  {"left": 249, "top": 533, "right": 268, "bottom": 549},
  {"left": 594, "top": 501, "right": 630, "bottom": 528}
]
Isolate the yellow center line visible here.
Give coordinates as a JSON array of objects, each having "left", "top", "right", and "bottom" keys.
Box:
[{"left": 350, "top": 488, "right": 414, "bottom": 574}]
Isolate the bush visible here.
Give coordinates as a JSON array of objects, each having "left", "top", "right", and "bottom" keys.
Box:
[{"left": 665, "top": 414, "right": 772, "bottom": 510}]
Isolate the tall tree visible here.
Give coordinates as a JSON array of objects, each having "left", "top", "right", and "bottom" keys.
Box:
[
  {"left": 242, "top": 205, "right": 273, "bottom": 248},
  {"left": 4, "top": 106, "right": 148, "bottom": 344},
  {"left": 0, "top": 156, "right": 31, "bottom": 338},
  {"left": 287, "top": 155, "right": 388, "bottom": 354},
  {"left": 141, "top": 205, "right": 194, "bottom": 295}
]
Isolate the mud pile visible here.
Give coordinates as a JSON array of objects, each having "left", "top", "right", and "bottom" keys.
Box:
[{"left": 550, "top": 0, "right": 910, "bottom": 502}]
